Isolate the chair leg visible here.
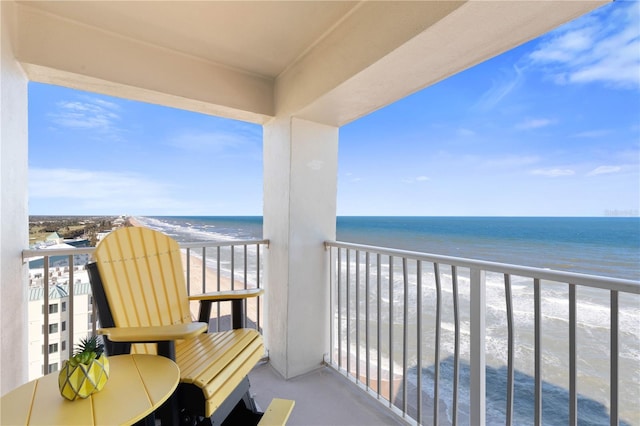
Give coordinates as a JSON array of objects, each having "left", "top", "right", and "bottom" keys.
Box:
[
  {"left": 176, "top": 378, "right": 261, "bottom": 425},
  {"left": 242, "top": 389, "right": 258, "bottom": 413},
  {"left": 231, "top": 299, "right": 244, "bottom": 329},
  {"left": 210, "top": 376, "right": 260, "bottom": 425}
]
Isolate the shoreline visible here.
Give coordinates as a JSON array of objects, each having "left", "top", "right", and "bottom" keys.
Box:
[{"left": 125, "top": 216, "right": 143, "bottom": 227}]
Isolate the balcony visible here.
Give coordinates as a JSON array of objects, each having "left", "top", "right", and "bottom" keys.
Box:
[
  {"left": 22, "top": 239, "right": 639, "bottom": 425},
  {"left": 1, "top": 1, "right": 621, "bottom": 424}
]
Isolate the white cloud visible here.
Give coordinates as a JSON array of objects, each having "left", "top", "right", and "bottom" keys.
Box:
[
  {"left": 343, "top": 172, "right": 363, "bottom": 183},
  {"left": 572, "top": 129, "right": 612, "bottom": 138},
  {"left": 166, "top": 129, "right": 258, "bottom": 154},
  {"left": 587, "top": 165, "right": 622, "bottom": 176},
  {"left": 91, "top": 98, "right": 121, "bottom": 110},
  {"left": 475, "top": 65, "right": 524, "bottom": 110},
  {"left": 528, "top": 2, "right": 640, "bottom": 90},
  {"left": 29, "top": 168, "right": 186, "bottom": 213},
  {"left": 457, "top": 128, "right": 476, "bottom": 137},
  {"left": 516, "top": 118, "right": 555, "bottom": 130},
  {"left": 482, "top": 155, "right": 540, "bottom": 169},
  {"left": 402, "top": 176, "right": 430, "bottom": 184},
  {"left": 531, "top": 168, "right": 575, "bottom": 177},
  {"left": 49, "top": 97, "right": 121, "bottom": 132}
]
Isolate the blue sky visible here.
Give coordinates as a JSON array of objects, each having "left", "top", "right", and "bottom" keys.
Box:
[{"left": 29, "top": 1, "right": 639, "bottom": 217}]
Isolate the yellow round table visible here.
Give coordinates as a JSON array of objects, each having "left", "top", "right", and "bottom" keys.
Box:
[{"left": 1, "top": 354, "right": 179, "bottom": 425}]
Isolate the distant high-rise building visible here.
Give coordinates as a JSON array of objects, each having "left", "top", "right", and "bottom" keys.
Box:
[{"left": 27, "top": 268, "right": 93, "bottom": 380}]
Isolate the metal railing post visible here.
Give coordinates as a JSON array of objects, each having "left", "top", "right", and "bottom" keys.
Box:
[
  {"left": 470, "top": 267, "right": 486, "bottom": 426},
  {"left": 43, "top": 259, "right": 50, "bottom": 374},
  {"left": 610, "top": 290, "right": 619, "bottom": 426},
  {"left": 68, "top": 255, "right": 75, "bottom": 359}
]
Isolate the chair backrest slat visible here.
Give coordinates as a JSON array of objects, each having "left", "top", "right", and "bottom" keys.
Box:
[{"left": 94, "top": 227, "right": 192, "bottom": 332}]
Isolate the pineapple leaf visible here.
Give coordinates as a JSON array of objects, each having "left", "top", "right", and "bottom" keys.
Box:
[{"left": 74, "top": 335, "right": 105, "bottom": 360}]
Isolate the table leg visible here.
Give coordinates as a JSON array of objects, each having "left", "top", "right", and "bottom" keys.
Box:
[
  {"left": 133, "top": 413, "right": 156, "bottom": 426},
  {"left": 156, "top": 341, "right": 179, "bottom": 425}
]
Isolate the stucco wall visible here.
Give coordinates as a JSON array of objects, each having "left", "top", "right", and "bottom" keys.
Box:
[{"left": 0, "top": 0, "right": 29, "bottom": 395}]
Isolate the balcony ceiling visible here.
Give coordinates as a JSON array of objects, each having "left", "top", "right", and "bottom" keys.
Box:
[
  {"left": 14, "top": 0, "right": 608, "bottom": 125},
  {"left": 19, "top": 1, "right": 361, "bottom": 79}
]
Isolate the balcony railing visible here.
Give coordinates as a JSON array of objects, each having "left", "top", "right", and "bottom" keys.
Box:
[
  {"left": 22, "top": 239, "right": 267, "bottom": 380},
  {"left": 23, "top": 238, "right": 640, "bottom": 424},
  {"left": 325, "top": 241, "right": 640, "bottom": 426}
]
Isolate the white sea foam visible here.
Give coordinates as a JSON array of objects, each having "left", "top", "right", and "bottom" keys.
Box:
[{"left": 334, "top": 261, "right": 639, "bottom": 424}]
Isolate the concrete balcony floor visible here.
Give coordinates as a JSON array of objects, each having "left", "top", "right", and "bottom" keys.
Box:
[{"left": 249, "top": 362, "right": 403, "bottom": 425}]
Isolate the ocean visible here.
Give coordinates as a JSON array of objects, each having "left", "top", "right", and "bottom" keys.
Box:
[
  {"left": 136, "top": 216, "right": 639, "bottom": 425},
  {"left": 137, "top": 216, "right": 639, "bottom": 280}
]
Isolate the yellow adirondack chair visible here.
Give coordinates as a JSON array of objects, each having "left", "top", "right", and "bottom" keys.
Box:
[{"left": 87, "top": 226, "right": 267, "bottom": 425}]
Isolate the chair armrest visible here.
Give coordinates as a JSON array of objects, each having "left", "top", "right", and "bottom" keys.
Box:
[
  {"left": 97, "top": 322, "right": 207, "bottom": 343},
  {"left": 188, "top": 288, "right": 264, "bottom": 302},
  {"left": 190, "top": 289, "right": 264, "bottom": 329}
]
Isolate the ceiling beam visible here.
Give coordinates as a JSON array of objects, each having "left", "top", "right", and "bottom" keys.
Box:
[
  {"left": 283, "top": 0, "right": 608, "bottom": 127},
  {"left": 15, "top": 4, "right": 274, "bottom": 124}
]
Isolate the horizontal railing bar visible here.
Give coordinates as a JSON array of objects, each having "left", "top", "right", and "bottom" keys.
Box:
[
  {"left": 23, "top": 239, "right": 269, "bottom": 260},
  {"left": 179, "top": 239, "right": 269, "bottom": 249},
  {"left": 23, "top": 247, "right": 95, "bottom": 259},
  {"left": 325, "top": 241, "right": 640, "bottom": 294}
]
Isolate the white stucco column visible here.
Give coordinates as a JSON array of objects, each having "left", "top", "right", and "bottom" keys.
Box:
[
  {"left": 1, "top": 0, "right": 29, "bottom": 395},
  {"left": 263, "top": 117, "right": 338, "bottom": 379}
]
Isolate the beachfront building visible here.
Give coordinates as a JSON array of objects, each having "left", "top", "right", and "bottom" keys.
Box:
[
  {"left": 27, "top": 239, "right": 91, "bottom": 268},
  {"left": 2, "top": 1, "right": 626, "bottom": 424},
  {"left": 27, "top": 278, "right": 92, "bottom": 381}
]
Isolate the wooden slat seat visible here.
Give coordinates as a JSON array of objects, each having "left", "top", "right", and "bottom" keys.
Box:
[{"left": 176, "top": 329, "right": 264, "bottom": 415}]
